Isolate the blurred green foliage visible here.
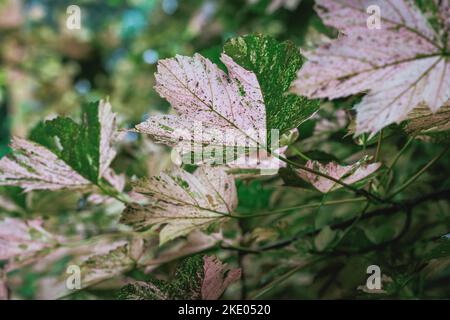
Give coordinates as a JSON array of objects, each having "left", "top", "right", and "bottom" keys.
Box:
[{"left": 0, "top": 0, "right": 449, "bottom": 300}]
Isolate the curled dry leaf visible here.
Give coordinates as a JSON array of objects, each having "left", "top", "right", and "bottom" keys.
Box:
[
  {"left": 291, "top": 0, "right": 450, "bottom": 136},
  {"left": 296, "top": 158, "right": 381, "bottom": 193},
  {"left": 0, "top": 100, "right": 121, "bottom": 192},
  {"left": 121, "top": 166, "right": 237, "bottom": 245}
]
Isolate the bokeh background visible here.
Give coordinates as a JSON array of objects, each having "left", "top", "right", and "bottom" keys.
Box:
[
  {"left": 1, "top": 0, "right": 449, "bottom": 300},
  {"left": 0, "top": 0, "right": 327, "bottom": 157}
]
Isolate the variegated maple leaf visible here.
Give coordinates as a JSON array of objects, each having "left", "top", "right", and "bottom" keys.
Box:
[
  {"left": 291, "top": 0, "right": 450, "bottom": 136},
  {"left": 37, "top": 239, "right": 145, "bottom": 299},
  {"left": 136, "top": 53, "right": 277, "bottom": 170},
  {"left": 140, "top": 231, "right": 224, "bottom": 271},
  {"left": 136, "top": 35, "right": 318, "bottom": 172},
  {"left": 0, "top": 218, "right": 58, "bottom": 262},
  {"left": 118, "top": 255, "right": 240, "bottom": 300},
  {"left": 296, "top": 158, "right": 381, "bottom": 193},
  {"left": 201, "top": 255, "right": 241, "bottom": 300},
  {"left": 121, "top": 166, "right": 237, "bottom": 245},
  {"left": 78, "top": 241, "right": 143, "bottom": 289},
  {"left": 0, "top": 100, "right": 120, "bottom": 192}
]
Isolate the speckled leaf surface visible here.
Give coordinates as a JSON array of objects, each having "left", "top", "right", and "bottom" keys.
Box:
[
  {"left": 79, "top": 243, "right": 138, "bottom": 289},
  {"left": 224, "top": 34, "right": 319, "bottom": 141},
  {"left": 118, "top": 255, "right": 240, "bottom": 300},
  {"left": 136, "top": 52, "right": 288, "bottom": 170},
  {"left": 0, "top": 138, "right": 90, "bottom": 191},
  {"left": 201, "top": 255, "right": 241, "bottom": 300},
  {"left": 30, "top": 99, "right": 117, "bottom": 182},
  {"left": 291, "top": 0, "right": 450, "bottom": 136},
  {"left": 296, "top": 158, "right": 382, "bottom": 193},
  {"left": 121, "top": 166, "right": 237, "bottom": 245},
  {"left": 0, "top": 100, "right": 118, "bottom": 190},
  {"left": 0, "top": 217, "right": 57, "bottom": 261}
]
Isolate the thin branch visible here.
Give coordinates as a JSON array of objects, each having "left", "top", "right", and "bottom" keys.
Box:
[
  {"left": 388, "top": 146, "right": 449, "bottom": 199},
  {"left": 331, "top": 201, "right": 371, "bottom": 250},
  {"left": 237, "top": 221, "right": 247, "bottom": 300},
  {"left": 97, "top": 180, "right": 131, "bottom": 204},
  {"left": 237, "top": 251, "right": 247, "bottom": 300},
  {"left": 250, "top": 257, "right": 325, "bottom": 299},
  {"left": 276, "top": 154, "right": 385, "bottom": 204},
  {"left": 374, "top": 130, "right": 384, "bottom": 162},
  {"left": 388, "top": 137, "right": 414, "bottom": 173},
  {"left": 289, "top": 145, "right": 311, "bottom": 161},
  {"left": 234, "top": 197, "right": 366, "bottom": 218},
  {"left": 222, "top": 188, "right": 450, "bottom": 254},
  {"left": 382, "top": 137, "right": 414, "bottom": 193}
]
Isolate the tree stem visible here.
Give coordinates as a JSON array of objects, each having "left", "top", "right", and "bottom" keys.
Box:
[
  {"left": 388, "top": 146, "right": 449, "bottom": 199},
  {"left": 234, "top": 197, "right": 366, "bottom": 218}
]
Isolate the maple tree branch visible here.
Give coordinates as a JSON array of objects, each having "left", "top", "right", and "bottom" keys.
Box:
[
  {"left": 381, "top": 137, "right": 414, "bottom": 192},
  {"left": 289, "top": 145, "right": 311, "bottom": 161},
  {"left": 223, "top": 188, "right": 450, "bottom": 254},
  {"left": 97, "top": 179, "right": 131, "bottom": 204},
  {"left": 387, "top": 146, "right": 449, "bottom": 199},
  {"left": 374, "top": 130, "right": 384, "bottom": 162},
  {"left": 389, "top": 138, "right": 414, "bottom": 172},
  {"left": 234, "top": 197, "right": 366, "bottom": 218},
  {"left": 249, "top": 257, "right": 326, "bottom": 299},
  {"left": 332, "top": 208, "right": 413, "bottom": 255}
]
